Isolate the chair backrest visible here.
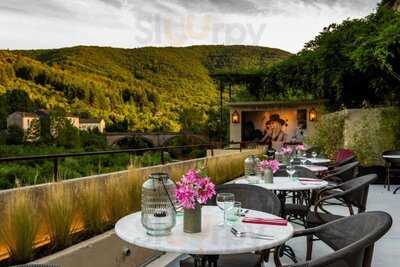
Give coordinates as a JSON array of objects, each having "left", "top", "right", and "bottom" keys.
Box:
[
  {"left": 332, "top": 161, "right": 359, "bottom": 182},
  {"left": 208, "top": 184, "right": 281, "bottom": 216},
  {"left": 335, "top": 149, "right": 354, "bottom": 163},
  {"left": 336, "top": 155, "right": 357, "bottom": 167},
  {"left": 304, "top": 211, "right": 392, "bottom": 267},
  {"left": 382, "top": 150, "right": 400, "bottom": 166},
  {"left": 337, "top": 174, "right": 377, "bottom": 213}
]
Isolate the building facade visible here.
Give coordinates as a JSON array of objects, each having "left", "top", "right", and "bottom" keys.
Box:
[
  {"left": 228, "top": 100, "right": 326, "bottom": 150},
  {"left": 79, "top": 118, "right": 106, "bottom": 133}
]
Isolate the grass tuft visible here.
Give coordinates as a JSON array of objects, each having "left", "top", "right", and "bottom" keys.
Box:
[
  {"left": 78, "top": 182, "right": 105, "bottom": 235},
  {"left": 104, "top": 177, "right": 132, "bottom": 225},
  {"left": 44, "top": 185, "right": 76, "bottom": 249},
  {"left": 0, "top": 192, "right": 40, "bottom": 263}
]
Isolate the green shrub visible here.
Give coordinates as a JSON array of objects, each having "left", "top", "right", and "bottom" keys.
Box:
[
  {"left": 305, "top": 111, "right": 346, "bottom": 159},
  {"left": 6, "top": 125, "right": 24, "bottom": 145},
  {"left": 347, "top": 107, "right": 400, "bottom": 165}
]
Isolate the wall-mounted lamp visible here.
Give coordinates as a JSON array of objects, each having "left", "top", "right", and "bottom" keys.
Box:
[
  {"left": 232, "top": 110, "right": 240, "bottom": 124},
  {"left": 309, "top": 108, "right": 317, "bottom": 122}
]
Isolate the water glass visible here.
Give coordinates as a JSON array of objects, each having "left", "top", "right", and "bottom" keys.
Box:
[
  {"left": 216, "top": 193, "right": 235, "bottom": 226},
  {"left": 226, "top": 202, "right": 241, "bottom": 223},
  {"left": 286, "top": 165, "right": 296, "bottom": 181},
  {"left": 312, "top": 151, "right": 318, "bottom": 158}
]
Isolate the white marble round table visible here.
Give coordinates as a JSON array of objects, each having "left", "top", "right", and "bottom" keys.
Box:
[
  {"left": 383, "top": 155, "right": 400, "bottom": 159},
  {"left": 301, "top": 165, "right": 328, "bottom": 173},
  {"left": 115, "top": 206, "right": 294, "bottom": 256},
  {"left": 235, "top": 177, "right": 328, "bottom": 191},
  {"left": 303, "top": 157, "right": 331, "bottom": 164}
]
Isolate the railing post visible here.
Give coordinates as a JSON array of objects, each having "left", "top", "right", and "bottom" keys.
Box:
[
  {"left": 210, "top": 144, "right": 214, "bottom": 157},
  {"left": 129, "top": 152, "right": 133, "bottom": 167},
  {"left": 160, "top": 147, "right": 165, "bottom": 165},
  {"left": 240, "top": 142, "right": 242, "bottom": 152},
  {"left": 53, "top": 158, "right": 59, "bottom": 182}
]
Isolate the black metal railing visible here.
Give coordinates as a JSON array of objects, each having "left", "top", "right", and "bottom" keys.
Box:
[{"left": 0, "top": 144, "right": 214, "bottom": 181}]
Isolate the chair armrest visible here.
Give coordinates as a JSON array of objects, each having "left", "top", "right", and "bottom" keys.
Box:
[{"left": 292, "top": 228, "right": 318, "bottom": 238}]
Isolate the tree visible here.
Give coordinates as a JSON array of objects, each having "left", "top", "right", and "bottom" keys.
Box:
[
  {"left": 56, "top": 120, "right": 80, "bottom": 149},
  {"left": 25, "top": 118, "right": 40, "bottom": 142}
]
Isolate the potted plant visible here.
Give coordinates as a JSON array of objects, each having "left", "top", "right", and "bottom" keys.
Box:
[{"left": 176, "top": 169, "right": 216, "bottom": 233}]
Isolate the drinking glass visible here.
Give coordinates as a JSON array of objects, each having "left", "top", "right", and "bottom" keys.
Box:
[
  {"left": 301, "top": 158, "right": 307, "bottom": 166},
  {"left": 312, "top": 151, "right": 318, "bottom": 158},
  {"left": 286, "top": 165, "right": 296, "bottom": 181},
  {"left": 216, "top": 193, "right": 235, "bottom": 226},
  {"left": 226, "top": 201, "right": 241, "bottom": 223}
]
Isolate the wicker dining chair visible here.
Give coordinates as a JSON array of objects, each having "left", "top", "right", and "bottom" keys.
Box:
[
  {"left": 382, "top": 150, "right": 400, "bottom": 192},
  {"left": 181, "top": 184, "right": 281, "bottom": 267},
  {"left": 286, "top": 174, "right": 377, "bottom": 228},
  {"left": 330, "top": 154, "right": 357, "bottom": 169},
  {"left": 322, "top": 161, "right": 360, "bottom": 184},
  {"left": 273, "top": 211, "right": 392, "bottom": 267}
]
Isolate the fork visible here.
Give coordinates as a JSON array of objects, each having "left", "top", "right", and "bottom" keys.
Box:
[{"left": 231, "top": 227, "right": 274, "bottom": 240}]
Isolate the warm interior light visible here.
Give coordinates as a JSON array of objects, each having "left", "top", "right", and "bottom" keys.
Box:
[
  {"left": 309, "top": 108, "right": 317, "bottom": 122},
  {"left": 232, "top": 110, "right": 240, "bottom": 124}
]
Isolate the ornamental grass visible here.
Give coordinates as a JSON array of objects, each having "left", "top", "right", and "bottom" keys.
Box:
[
  {"left": 0, "top": 192, "right": 40, "bottom": 263},
  {"left": 44, "top": 184, "right": 76, "bottom": 249}
]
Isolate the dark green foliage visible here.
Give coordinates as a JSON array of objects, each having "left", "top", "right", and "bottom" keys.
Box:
[
  {"left": 6, "top": 125, "right": 24, "bottom": 145},
  {"left": 255, "top": 5, "right": 400, "bottom": 109},
  {"left": 116, "top": 137, "right": 153, "bottom": 149}
]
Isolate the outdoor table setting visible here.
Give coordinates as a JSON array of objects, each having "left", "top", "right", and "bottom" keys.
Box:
[
  {"left": 115, "top": 171, "right": 294, "bottom": 267},
  {"left": 115, "top": 206, "right": 294, "bottom": 266},
  {"left": 234, "top": 176, "right": 328, "bottom": 217}
]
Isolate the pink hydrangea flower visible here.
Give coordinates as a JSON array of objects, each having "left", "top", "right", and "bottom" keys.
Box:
[
  {"left": 296, "top": 144, "right": 306, "bottom": 151},
  {"left": 281, "top": 146, "right": 293, "bottom": 156},
  {"left": 175, "top": 169, "right": 216, "bottom": 209},
  {"left": 258, "top": 160, "right": 280, "bottom": 173}
]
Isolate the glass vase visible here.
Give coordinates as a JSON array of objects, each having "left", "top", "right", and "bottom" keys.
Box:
[
  {"left": 263, "top": 168, "right": 274, "bottom": 184},
  {"left": 141, "top": 173, "right": 176, "bottom": 236},
  {"left": 183, "top": 203, "right": 202, "bottom": 233}
]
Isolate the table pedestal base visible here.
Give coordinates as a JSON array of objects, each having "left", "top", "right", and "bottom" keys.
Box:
[{"left": 180, "top": 255, "right": 219, "bottom": 267}]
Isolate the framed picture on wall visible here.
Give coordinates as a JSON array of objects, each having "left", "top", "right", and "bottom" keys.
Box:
[{"left": 297, "top": 109, "right": 307, "bottom": 130}]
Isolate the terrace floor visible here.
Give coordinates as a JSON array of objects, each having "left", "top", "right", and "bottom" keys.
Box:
[{"left": 149, "top": 185, "right": 400, "bottom": 267}]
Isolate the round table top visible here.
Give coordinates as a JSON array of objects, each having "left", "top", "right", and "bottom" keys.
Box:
[
  {"left": 383, "top": 155, "right": 400, "bottom": 159},
  {"left": 303, "top": 157, "right": 331, "bottom": 164},
  {"left": 302, "top": 165, "right": 329, "bottom": 173},
  {"left": 235, "top": 176, "right": 328, "bottom": 191},
  {"left": 115, "top": 206, "right": 294, "bottom": 255}
]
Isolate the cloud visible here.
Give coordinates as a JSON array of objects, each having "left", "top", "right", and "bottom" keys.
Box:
[{"left": 0, "top": 0, "right": 381, "bottom": 52}]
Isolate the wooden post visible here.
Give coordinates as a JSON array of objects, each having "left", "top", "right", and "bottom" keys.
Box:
[{"left": 53, "top": 158, "right": 59, "bottom": 181}]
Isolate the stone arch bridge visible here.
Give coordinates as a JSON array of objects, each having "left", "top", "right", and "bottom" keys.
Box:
[{"left": 105, "top": 132, "right": 209, "bottom": 147}]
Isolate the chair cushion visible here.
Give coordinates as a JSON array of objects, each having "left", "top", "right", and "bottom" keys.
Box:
[
  {"left": 180, "top": 253, "right": 261, "bottom": 267},
  {"left": 306, "top": 212, "right": 343, "bottom": 227}
]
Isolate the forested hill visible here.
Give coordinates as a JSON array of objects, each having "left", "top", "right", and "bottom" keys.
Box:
[{"left": 0, "top": 45, "right": 291, "bottom": 132}]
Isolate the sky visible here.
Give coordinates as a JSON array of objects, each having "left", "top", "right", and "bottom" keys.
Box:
[{"left": 0, "top": 0, "right": 381, "bottom": 53}]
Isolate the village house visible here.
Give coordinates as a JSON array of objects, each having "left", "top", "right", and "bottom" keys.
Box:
[
  {"left": 6, "top": 111, "right": 105, "bottom": 134},
  {"left": 79, "top": 118, "right": 106, "bottom": 133},
  {"left": 7, "top": 112, "right": 40, "bottom": 131}
]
